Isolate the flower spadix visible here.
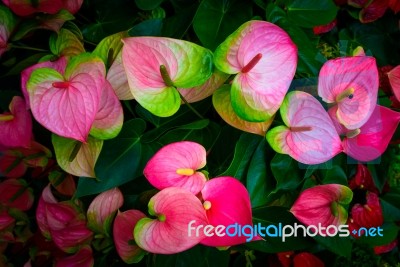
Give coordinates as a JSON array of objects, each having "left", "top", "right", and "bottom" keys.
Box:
[
  {"left": 121, "top": 37, "right": 213, "bottom": 117},
  {"left": 214, "top": 20, "right": 297, "bottom": 122},
  {"left": 143, "top": 141, "right": 207, "bottom": 195},
  {"left": 133, "top": 187, "right": 208, "bottom": 254},
  {"left": 290, "top": 184, "right": 353, "bottom": 228},
  {"left": 318, "top": 56, "right": 379, "bottom": 130},
  {"left": 266, "top": 91, "right": 342, "bottom": 165}
]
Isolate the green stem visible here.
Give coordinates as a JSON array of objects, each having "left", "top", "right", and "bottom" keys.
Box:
[
  {"left": 9, "top": 44, "right": 49, "bottom": 52},
  {"left": 179, "top": 92, "right": 204, "bottom": 119}
]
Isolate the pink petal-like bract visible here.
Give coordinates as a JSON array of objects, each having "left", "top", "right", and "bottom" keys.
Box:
[
  {"left": 0, "top": 179, "right": 34, "bottom": 211},
  {"left": 214, "top": 20, "right": 297, "bottom": 122},
  {"left": 318, "top": 56, "right": 379, "bottom": 130},
  {"left": 36, "top": 184, "right": 57, "bottom": 239},
  {"left": 388, "top": 65, "right": 400, "bottom": 102},
  {"left": 87, "top": 188, "right": 123, "bottom": 234},
  {"left": 2, "top": 0, "right": 63, "bottom": 16},
  {"left": 0, "top": 96, "right": 32, "bottom": 148},
  {"left": 200, "top": 177, "right": 254, "bottom": 247},
  {"left": 27, "top": 54, "right": 106, "bottom": 142},
  {"left": 342, "top": 105, "right": 400, "bottom": 161},
  {"left": 90, "top": 80, "right": 123, "bottom": 139},
  {"left": 290, "top": 184, "right": 353, "bottom": 228},
  {"left": 55, "top": 245, "right": 93, "bottom": 267},
  {"left": 143, "top": 141, "right": 207, "bottom": 195},
  {"left": 134, "top": 187, "right": 208, "bottom": 254},
  {"left": 266, "top": 91, "right": 342, "bottom": 165},
  {"left": 0, "top": 210, "right": 15, "bottom": 231},
  {"left": 113, "top": 210, "right": 146, "bottom": 264},
  {"left": 106, "top": 51, "right": 134, "bottom": 100},
  {"left": 61, "top": 0, "right": 83, "bottom": 14},
  {"left": 21, "top": 56, "right": 68, "bottom": 109}
]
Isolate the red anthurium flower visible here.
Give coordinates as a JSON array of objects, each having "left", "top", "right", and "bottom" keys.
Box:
[
  {"left": 55, "top": 245, "right": 93, "bottom": 267},
  {"left": 134, "top": 187, "right": 208, "bottom": 254},
  {"left": 388, "top": 65, "right": 400, "bottom": 102},
  {"left": 290, "top": 184, "right": 353, "bottom": 228},
  {"left": 374, "top": 239, "right": 398, "bottom": 254},
  {"left": 318, "top": 56, "right": 379, "bottom": 130},
  {"left": 143, "top": 141, "right": 207, "bottom": 195},
  {"left": 348, "top": 0, "right": 369, "bottom": 8},
  {"left": 389, "top": 0, "right": 400, "bottom": 13},
  {"left": 26, "top": 53, "right": 106, "bottom": 142},
  {"left": 360, "top": 0, "right": 389, "bottom": 23},
  {"left": 0, "top": 179, "right": 34, "bottom": 211},
  {"left": 113, "top": 210, "right": 147, "bottom": 264},
  {"left": 293, "top": 252, "right": 325, "bottom": 267},
  {"left": 277, "top": 251, "right": 294, "bottom": 267},
  {"left": 0, "top": 96, "right": 32, "bottom": 149},
  {"left": 2, "top": 0, "right": 83, "bottom": 16},
  {"left": 340, "top": 105, "right": 400, "bottom": 162},
  {"left": 378, "top": 65, "right": 394, "bottom": 96},
  {"left": 200, "top": 177, "right": 256, "bottom": 247},
  {"left": 348, "top": 164, "right": 379, "bottom": 194},
  {"left": 0, "top": 210, "right": 15, "bottom": 231},
  {"left": 313, "top": 19, "right": 337, "bottom": 35},
  {"left": 351, "top": 192, "right": 383, "bottom": 229},
  {"left": 87, "top": 188, "right": 123, "bottom": 234}
]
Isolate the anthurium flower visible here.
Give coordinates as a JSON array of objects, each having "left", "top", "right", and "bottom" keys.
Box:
[
  {"left": 113, "top": 210, "right": 146, "bottom": 264},
  {"left": 143, "top": 141, "right": 207, "bottom": 195},
  {"left": 338, "top": 105, "right": 400, "bottom": 161},
  {"left": 134, "top": 187, "right": 208, "bottom": 254},
  {"left": 55, "top": 245, "right": 93, "bottom": 267},
  {"left": 318, "top": 56, "right": 379, "bottom": 130},
  {"left": 200, "top": 177, "right": 255, "bottom": 247},
  {"left": 0, "top": 5, "right": 16, "bottom": 57},
  {"left": 213, "top": 85, "right": 274, "bottom": 136},
  {"left": 121, "top": 37, "right": 213, "bottom": 117},
  {"left": 350, "top": 192, "right": 383, "bottom": 229},
  {"left": 292, "top": 252, "right": 325, "bottom": 267},
  {"left": 27, "top": 53, "right": 106, "bottom": 142},
  {"left": 87, "top": 188, "right": 123, "bottom": 234},
  {"left": 389, "top": 0, "right": 400, "bottom": 13},
  {"left": 2, "top": 0, "right": 63, "bottom": 16},
  {"left": 0, "top": 96, "right": 32, "bottom": 148},
  {"left": 213, "top": 20, "right": 297, "bottom": 122},
  {"left": 374, "top": 239, "right": 398, "bottom": 254},
  {"left": 0, "top": 179, "right": 34, "bottom": 211},
  {"left": 290, "top": 184, "right": 353, "bottom": 227},
  {"left": 52, "top": 134, "right": 103, "bottom": 178},
  {"left": 106, "top": 51, "right": 134, "bottom": 100},
  {"left": 266, "top": 91, "right": 342, "bottom": 165},
  {"left": 388, "top": 65, "right": 400, "bottom": 102},
  {"left": 348, "top": 164, "right": 379, "bottom": 194},
  {"left": 359, "top": 0, "right": 389, "bottom": 23},
  {"left": 36, "top": 185, "right": 57, "bottom": 239},
  {"left": 313, "top": 19, "right": 337, "bottom": 35},
  {"left": 0, "top": 210, "right": 15, "bottom": 231}
]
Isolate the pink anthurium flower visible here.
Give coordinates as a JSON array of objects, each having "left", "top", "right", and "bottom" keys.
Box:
[
  {"left": 388, "top": 65, "right": 400, "bottom": 102},
  {"left": 87, "top": 188, "right": 123, "bottom": 234},
  {"left": 121, "top": 37, "right": 213, "bottom": 117},
  {"left": 213, "top": 85, "right": 274, "bottom": 136},
  {"left": 55, "top": 245, "right": 93, "bottom": 267},
  {"left": 2, "top": 0, "right": 63, "bottom": 16},
  {"left": 266, "top": 91, "right": 342, "bottom": 165},
  {"left": 0, "top": 210, "right": 15, "bottom": 231},
  {"left": 336, "top": 105, "right": 400, "bottom": 161},
  {"left": 318, "top": 56, "right": 379, "bottom": 130},
  {"left": 106, "top": 51, "right": 134, "bottom": 100},
  {"left": 290, "top": 184, "right": 353, "bottom": 228},
  {"left": 36, "top": 185, "right": 57, "bottom": 239},
  {"left": 52, "top": 134, "right": 103, "bottom": 178},
  {"left": 213, "top": 20, "right": 297, "bottom": 122},
  {"left": 143, "top": 141, "right": 207, "bottom": 195},
  {"left": 26, "top": 53, "right": 106, "bottom": 142},
  {"left": 0, "top": 96, "right": 32, "bottom": 148},
  {"left": 0, "top": 5, "right": 16, "bottom": 57},
  {"left": 200, "top": 177, "right": 255, "bottom": 247},
  {"left": 0, "top": 179, "right": 34, "bottom": 211},
  {"left": 134, "top": 187, "right": 208, "bottom": 254},
  {"left": 113, "top": 210, "right": 147, "bottom": 264}
]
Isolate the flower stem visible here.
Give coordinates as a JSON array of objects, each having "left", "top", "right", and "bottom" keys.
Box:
[
  {"left": 9, "top": 44, "right": 49, "bottom": 52},
  {"left": 179, "top": 92, "right": 204, "bottom": 119}
]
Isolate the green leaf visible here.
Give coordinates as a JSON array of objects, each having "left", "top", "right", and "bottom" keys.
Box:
[
  {"left": 49, "top": 28, "right": 85, "bottom": 57},
  {"left": 270, "top": 154, "right": 303, "bottom": 191},
  {"left": 92, "top": 31, "right": 128, "bottom": 66},
  {"left": 135, "top": 0, "right": 164, "bottom": 10},
  {"left": 76, "top": 119, "right": 146, "bottom": 197},
  {"left": 357, "top": 222, "right": 399, "bottom": 247},
  {"left": 286, "top": 0, "right": 338, "bottom": 28},
  {"left": 220, "top": 133, "right": 262, "bottom": 181},
  {"left": 193, "top": 0, "right": 253, "bottom": 50},
  {"left": 313, "top": 234, "right": 352, "bottom": 258},
  {"left": 1, "top": 53, "right": 48, "bottom": 77},
  {"left": 322, "top": 165, "right": 348, "bottom": 185},
  {"left": 128, "top": 19, "right": 163, "bottom": 37}
]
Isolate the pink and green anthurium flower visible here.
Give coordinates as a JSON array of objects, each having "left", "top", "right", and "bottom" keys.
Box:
[
  {"left": 143, "top": 141, "right": 207, "bottom": 195},
  {"left": 26, "top": 53, "right": 106, "bottom": 142},
  {"left": 134, "top": 187, "right": 208, "bottom": 254},
  {"left": 113, "top": 210, "right": 147, "bottom": 264},
  {"left": 332, "top": 105, "right": 400, "bottom": 162},
  {"left": 318, "top": 56, "right": 379, "bottom": 130},
  {"left": 213, "top": 20, "right": 297, "bottom": 122},
  {"left": 0, "top": 5, "right": 16, "bottom": 57},
  {"left": 266, "top": 91, "right": 342, "bottom": 165},
  {"left": 200, "top": 177, "right": 257, "bottom": 247},
  {"left": 87, "top": 188, "right": 123, "bottom": 235},
  {"left": 0, "top": 179, "right": 34, "bottom": 211},
  {"left": 290, "top": 184, "right": 353, "bottom": 228},
  {"left": 2, "top": 0, "right": 83, "bottom": 16},
  {"left": 0, "top": 96, "right": 32, "bottom": 148},
  {"left": 121, "top": 37, "right": 213, "bottom": 117},
  {"left": 212, "top": 85, "right": 274, "bottom": 136}
]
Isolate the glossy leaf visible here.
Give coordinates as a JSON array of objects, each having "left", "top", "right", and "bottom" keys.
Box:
[
  {"left": 122, "top": 37, "right": 213, "bottom": 117},
  {"left": 49, "top": 28, "right": 85, "bottom": 57},
  {"left": 266, "top": 91, "right": 342, "bottom": 165},
  {"left": 287, "top": 0, "right": 338, "bottom": 28}
]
